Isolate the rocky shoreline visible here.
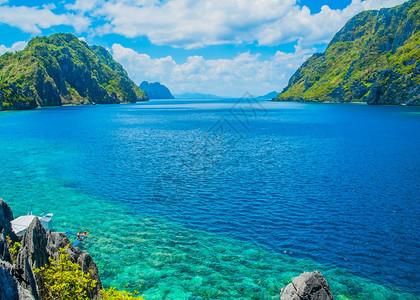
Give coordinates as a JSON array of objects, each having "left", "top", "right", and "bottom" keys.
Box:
[
  {"left": 0, "top": 198, "right": 102, "bottom": 299},
  {"left": 1, "top": 197, "right": 335, "bottom": 300}
]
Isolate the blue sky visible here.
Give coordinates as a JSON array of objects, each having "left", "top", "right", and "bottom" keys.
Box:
[{"left": 0, "top": 0, "right": 408, "bottom": 97}]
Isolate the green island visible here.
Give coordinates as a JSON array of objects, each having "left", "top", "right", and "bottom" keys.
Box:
[
  {"left": 0, "top": 33, "right": 147, "bottom": 111},
  {"left": 275, "top": 0, "right": 419, "bottom": 105}
]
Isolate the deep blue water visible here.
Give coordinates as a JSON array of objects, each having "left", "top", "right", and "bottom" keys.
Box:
[{"left": 1, "top": 98, "right": 419, "bottom": 298}]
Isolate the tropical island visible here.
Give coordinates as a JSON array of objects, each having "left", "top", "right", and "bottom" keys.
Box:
[
  {"left": 0, "top": 33, "right": 147, "bottom": 111},
  {"left": 275, "top": 0, "right": 419, "bottom": 105}
]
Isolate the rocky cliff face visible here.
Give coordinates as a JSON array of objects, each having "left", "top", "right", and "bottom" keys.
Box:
[
  {"left": 276, "top": 0, "right": 419, "bottom": 105},
  {"left": 0, "top": 197, "right": 15, "bottom": 264},
  {"left": 0, "top": 33, "right": 148, "bottom": 111},
  {"left": 139, "top": 81, "right": 175, "bottom": 99},
  {"left": 0, "top": 198, "right": 102, "bottom": 300}
]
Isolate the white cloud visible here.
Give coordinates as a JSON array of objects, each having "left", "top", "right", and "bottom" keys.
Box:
[
  {"left": 0, "top": 4, "right": 90, "bottom": 34},
  {"left": 0, "top": 0, "right": 408, "bottom": 96},
  {"left": 66, "top": 0, "right": 407, "bottom": 49},
  {"left": 0, "top": 0, "right": 408, "bottom": 48},
  {"left": 111, "top": 43, "right": 314, "bottom": 97},
  {"left": 65, "top": 0, "right": 101, "bottom": 14},
  {"left": 353, "top": 0, "right": 408, "bottom": 10},
  {"left": 100, "top": 0, "right": 407, "bottom": 96},
  {"left": 0, "top": 41, "right": 28, "bottom": 56}
]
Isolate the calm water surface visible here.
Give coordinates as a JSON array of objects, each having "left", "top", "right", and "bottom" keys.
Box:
[{"left": 0, "top": 99, "right": 419, "bottom": 299}]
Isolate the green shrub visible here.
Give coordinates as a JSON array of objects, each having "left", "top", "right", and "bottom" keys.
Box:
[
  {"left": 33, "top": 245, "right": 146, "bottom": 300},
  {"left": 100, "top": 287, "right": 145, "bottom": 300},
  {"left": 34, "top": 246, "right": 97, "bottom": 300},
  {"left": 6, "top": 235, "right": 20, "bottom": 263}
]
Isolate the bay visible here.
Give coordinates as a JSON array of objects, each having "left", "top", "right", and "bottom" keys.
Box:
[{"left": 0, "top": 98, "right": 419, "bottom": 299}]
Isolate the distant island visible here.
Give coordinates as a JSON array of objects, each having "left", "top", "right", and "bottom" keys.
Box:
[
  {"left": 139, "top": 81, "right": 174, "bottom": 99},
  {"left": 0, "top": 33, "right": 147, "bottom": 111},
  {"left": 275, "top": 0, "right": 419, "bottom": 105},
  {"left": 257, "top": 91, "right": 279, "bottom": 100},
  {"left": 174, "top": 92, "right": 224, "bottom": 99}
]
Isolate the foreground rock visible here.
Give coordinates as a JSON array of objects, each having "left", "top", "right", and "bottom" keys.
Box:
[
  {"left": 281, "top": 271, "right": 334, "bottom": 300},
  {"left": 0, "top": 198, "right": 102, "bottom": 299}
]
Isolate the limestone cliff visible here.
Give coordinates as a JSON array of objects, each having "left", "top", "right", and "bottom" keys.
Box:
[
  {"left": 276, "top": 0, "right": 419, "bottom": 105},
  {"left": 0, "top": 33, "right": 148, "bottom": 110}
]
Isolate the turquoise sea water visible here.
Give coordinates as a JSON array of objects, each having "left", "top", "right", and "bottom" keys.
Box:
[{"left": 0, "top": 98, "right": 419, "bottom": 299}]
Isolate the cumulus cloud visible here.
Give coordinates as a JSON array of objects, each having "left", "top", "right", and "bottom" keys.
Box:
[
  {"left": 65, "top": 0, "right": 100, "bottom": 13},
  {"left": 111, "top": 43, "right": 314, "bottom": 97},
  {"left": 0, "top": 0, "right": 408, "bottom": 96},
  {"left": 66, "top": 0, "right": 407, "bottom": 48},
  {"left": 0, "top": 41, "right": 27, "bottom": 56},
  {"left": 0, "top": 4, "right": 90, "bottom": 34},
  {"left": 0, "top": 0, "right": 408, "bottom": 47}
]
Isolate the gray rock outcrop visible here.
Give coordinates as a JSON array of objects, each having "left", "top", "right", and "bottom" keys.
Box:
[
  {"left": 0, "top": 261, "right": 33, "bottom": 300},
  {"left": 0, "top": 198, "right": 15, "bottom": 262},
  {"left": 0, "top": 261, "right": 20, "bottom": 300},
  {"left": 281, "top": 271, "right": 334, "bottom": 300},
  {"left": 0, "top": 198, "right": 102, "bottom": 299},
  {"left": 46, "top": 231, "right": 103, "bottom": 299},
  {"left": 0, "top": 198, "right": 15, "bottom": 235},
  {"left": 14, "top": 218, "right": 48, "bottom": 299}
]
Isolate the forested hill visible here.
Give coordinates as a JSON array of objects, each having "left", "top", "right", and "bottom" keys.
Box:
[
  {"left": 276, "top": 0, "right": 419, "bottom": 105},
  {"left": 0, "top": 33, "right": 147, "bottom": 110}
]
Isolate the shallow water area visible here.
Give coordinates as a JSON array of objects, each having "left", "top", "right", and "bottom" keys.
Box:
[{"left": 1, "top": 99, "right": 419, "bottom": 299}]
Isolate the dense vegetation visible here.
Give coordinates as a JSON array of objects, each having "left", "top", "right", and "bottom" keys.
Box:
[
  {"left": 34, "top": 246, "right": 145, "bottom": 300},
  {"left": 276, "top": 0, "right": 419, "bottom": 105},
  {"left": 34, "top": 247, "right": 98, "bottom": 300},
  {"left": 0, "top": 33, "right": 147, "bottom": 110}
]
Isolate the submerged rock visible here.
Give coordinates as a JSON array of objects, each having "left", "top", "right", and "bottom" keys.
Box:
[{"left": 281, "top": 271, "right": 334, "bottom": 300}]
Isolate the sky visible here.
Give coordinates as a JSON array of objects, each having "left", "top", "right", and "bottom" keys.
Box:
[{"left": 0, "top": 0, "right": 409, "bottom": 97}]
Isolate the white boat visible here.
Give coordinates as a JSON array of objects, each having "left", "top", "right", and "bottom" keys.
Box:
[{"left": 11, "top": 213, "right": 53, "bottom": 237}]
